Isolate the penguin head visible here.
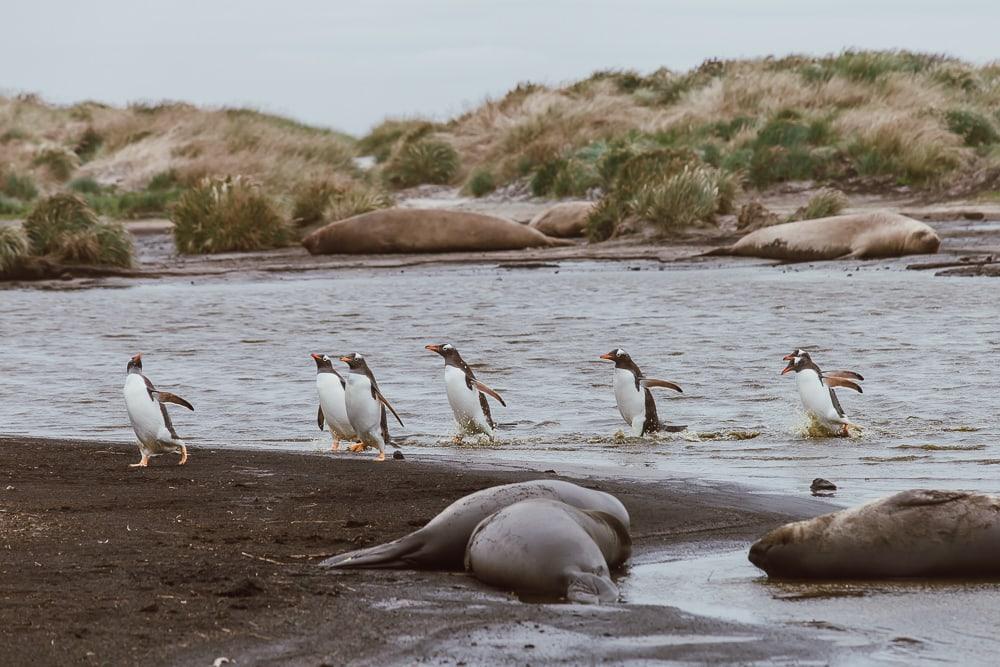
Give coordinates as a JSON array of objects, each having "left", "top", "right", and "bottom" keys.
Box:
[
  {"left": 599, "top": 348, "right": 631, "bottom": 366},
  {"left": 781, "top": 354, "right": 807, "bottom": 375},
  {"left": 425, "top": 343, "right": 460, "bottom": 362},
  {"left": 311, "top": 353, "right": 334, "bottom": 371},
  {"left": 339, "top": 352, "right": 366, "bottom": 370},
  {"left": 126, "top": 353, "right": 143, "bottom": 373}
]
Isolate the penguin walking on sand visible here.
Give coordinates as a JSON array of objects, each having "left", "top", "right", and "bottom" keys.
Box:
[
  {"left": 339, "top": 353, "right": 404, "bottom": 462},
  {"left": 123, "top": 353, "right": 194, "bottom": 467},
  {"left": 425, "top": 343, "right": 506, "bottom": 439},
  {"left": 781, "top": 349, "right": 864, "bottom": 436},
  {"left": 311, "top": 353, "right": 358, "bottom": 451},
  {"left": 599, "top": 348, "right": 683, "bottom": 436}
]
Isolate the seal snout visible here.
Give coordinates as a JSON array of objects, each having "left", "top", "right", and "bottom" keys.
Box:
[{"left": 747, "top": 539, "right": 773, "bottom": 569}]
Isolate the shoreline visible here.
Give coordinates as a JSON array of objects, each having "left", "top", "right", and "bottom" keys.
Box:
[{"left": 0, "top": 436, "right": 840, "bottom": 665}]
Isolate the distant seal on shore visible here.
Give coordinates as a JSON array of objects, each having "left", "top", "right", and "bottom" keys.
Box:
[
  {"left": 528, "top": 202, "right": 594, "bottom": 238},
  {"left": 321, "top": 480, "right": 629, "bottom": 569},
  {"left": 302, "top": 208, "right": 573, "bottom": 255},
  {"left": 465, "top": 498, "right": 630, "bottom": 603},
  {"left": 749, "top": 489, "right": 1000, "bottom": 579},
  {"left": 704, "top": 212, "right": 940, "bottom": 261}
]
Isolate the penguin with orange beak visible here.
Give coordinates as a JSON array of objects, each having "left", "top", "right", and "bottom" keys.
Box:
[
  {"left": 425, "top": 343, "right": 505, "bottom": 438},
  {"left": 339, "top": 353, "right": 403, "bottom": 462},
  {"left": 599, "top": 348, "right": 683, "bottom": 436},
  {"left": 311, "top": 353, "right": 358, "bottom": 451},
  {"left": 122, "top": 353, "right": 194, "bottom": 467},
  {"left": 781, "top": 349, "right": 864, "bottom": 436}
]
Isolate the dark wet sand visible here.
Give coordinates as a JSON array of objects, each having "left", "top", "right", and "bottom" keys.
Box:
[{"left": 0, "top": 437, "right": 845, "bottom": 665}]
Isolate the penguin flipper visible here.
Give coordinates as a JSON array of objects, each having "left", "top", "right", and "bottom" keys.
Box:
[
  {"left": 154, "top": 391, "right": 194, "bottom": 411},
  {"left": 317, "top": 406, "right": 325, "bottom": 431},
  {"left": 825, "top": 370, "right": 865, "bottom": 382},
  {"left": 640, "top": 378, "right": 683, "bottom": 393},
  {"left": 823, "top": 377, "right": 862, "bottom": 393},
  {"left": 374, "top": 388, "right": 404, "bottom": 427},
  {"left": 473, "top": 380, "right": 506, "bottom": 407}
]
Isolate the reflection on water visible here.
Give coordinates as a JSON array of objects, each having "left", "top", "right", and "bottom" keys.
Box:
[{"left": 2, "top": 260, "right": 999, "bottom": 504}]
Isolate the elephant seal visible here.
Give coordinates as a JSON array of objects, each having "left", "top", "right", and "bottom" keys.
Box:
[
  {"left": 749, "top": 489, "right": 1000, "bottom": 579},
  {"left": 465, "top": 498, "right": 630, "bottom": 603},
  {"left": 528, "top": 202, "right": 594, "bottom": 238},
  {"left": 705, "top": 211, "right": 940, "bottom": 261},
  {"left": 302, "top": 208, "right": 572, "bottom": 255},
  {"left": 321, "top": 479, "right": 629, "bottom": 570}
]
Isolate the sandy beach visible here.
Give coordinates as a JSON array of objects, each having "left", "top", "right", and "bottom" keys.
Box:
[{"left": 0, "top": 436, "right": 846, "bottom": 665}]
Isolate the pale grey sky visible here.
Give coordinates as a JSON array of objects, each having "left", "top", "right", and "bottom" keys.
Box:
[{"left": 2, "top": 1, "right": 995, "bottom": 135}]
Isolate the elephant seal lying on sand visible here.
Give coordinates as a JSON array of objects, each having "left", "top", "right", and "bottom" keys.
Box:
[
  {"left": 465, "top": 498, "right": 630, "bottom": 603},
  {"left": 322, "top": 479, "right": 629, "bottom": 570},
  {"left": 302, "top": 208, "right": 572, "bottom": 255},
  {"left": 749, "top": 489, "right": 1000, "bottom": 579},
  {"left": 528, "top": 202, "right": 594, "bottom": 238},
  {"left": 705, "top": 212, "right": 940, "bottom": 261}
]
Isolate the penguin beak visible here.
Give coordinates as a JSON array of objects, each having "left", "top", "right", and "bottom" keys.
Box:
[
  {"left": 131, "top": 353, "right": 142, "bottom": 363},
  {"left": 781, "top": 362, "right": 795, "bottom": 375},
  {"left": 338, "top": 355, "right": 352, "bottom": 363},
  {"left": 782, "top": 353, "right": 795, "bottom": 361},
  {"left": 311, "top": 353, "right": 323, "bottom": 362},
  {"left": 425, "top": 344, "right": 442, "bottom": 354},
  {"left": 599, "top": 353, "right": 614, "bottom": 361}
]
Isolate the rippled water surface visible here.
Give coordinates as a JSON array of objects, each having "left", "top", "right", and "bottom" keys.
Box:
[{"left": 2, "top": 260, "right": 999, "bottom": 504}]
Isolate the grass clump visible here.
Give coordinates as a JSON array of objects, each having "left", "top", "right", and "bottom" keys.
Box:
[
  {"left": 2, "top": 172, "right": 39, "bottom": 200},
  {"left": 74, "top": 127, "right": 103, "bottom": 162},
  {"left": 171, "top": 176, "right": 290, "bottom": 254},
  {"left": 742, "top": 112, "right": 839, "bottom": 186},
  {"left": 358, "top": 119, "right": 436, "bottom": 163},
  {"left": 292, "top": 179, "right": 343, "bottom": 226},
  {"left": 23, "top": 193, "right": 133, "bottom": 266},
  {"left": 789, "top": 189, "right": 849, "bottom": 221},
  {"left": 382, "top": 139, "right": 459, "bottom": 189},
  {"left": 0, "top": 225, "right": 30, "bottom": 274},
  {"left": 326, "top": 185, "right": 394, "bottom": 222},
  {"left": 69, "top": 177, "right": 103, "bottom": 194},
  {"left": 32, "top": 147, "right": 79, "bottom": 181},
  {"left": 0, "top": 195, "right": 28, "bottom": 217},
  {"left": 463, "top": 168, "right": 497, "bottom": 197},
  {"left": 945, "top": 110, "right": 999, "bottom": 147}
]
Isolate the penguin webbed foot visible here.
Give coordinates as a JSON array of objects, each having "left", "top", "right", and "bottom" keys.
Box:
[
  {"left": 348, "top": 442, "right": 366, "bottom": 453},
  {"left": 374, "top": 452, "right": 386, "bottom": 462},
  {"left": 177, "top": 445, "right": 188, "bottom": 465},
  {"left": 331, "top": 437, "right": 341, "bottom": 452},
  {"left": 129, "top": 456, "right": 150, "bottom": 468}
]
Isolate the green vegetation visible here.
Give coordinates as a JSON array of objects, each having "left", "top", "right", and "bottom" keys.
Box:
[
  {"left": 171, "top": 176, "right": 290, "bottom": 254},
  {"left": 74, "top": 127, "right": 103, "bottom": 161},
  {"left": 2, "top": 171, "right": 39, "bottom": 200},
  {"left": 789, "top": 189, "right": 849, "bottom": 221},
  {"left": 382, "top": 139, "right": 459, "bottom": 188},
  {"left": 22, "top": 194, "right": 133, "bottom": 267},
  {"left": 0, "top": 225, "right": 29, "bottom": 275},
  {"left": 464, "top": 168, "right": 497, "bottom": 197},
  {"left": 0, "top": 195, "right": 28, "bottom": 217},
  {"left": 358, "top": 119, "right": 436, "bottom": 163},
  {"left": 326, "top": 185, "right": 393, "bottom": 222},
  {"left": 292, "top": 179, "right": 343, "bottom": 226},
  {"left": 945, "top": 110, "right": 999, "bottom": 147},
  {"left": 32, "top": 147, "right": 78, "bottom": 181}
]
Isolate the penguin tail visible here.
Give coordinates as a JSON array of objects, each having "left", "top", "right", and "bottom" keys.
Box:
[
  {"left": 698, "top": 245, "right": 735, "bottom": 257},
  {"left": 320, "top": 533, "right": 424, "bottom": 569}
]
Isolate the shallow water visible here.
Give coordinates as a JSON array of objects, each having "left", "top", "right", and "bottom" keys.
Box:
[{"left": 2, "top": 259, "right": 999, "bottom": 504}]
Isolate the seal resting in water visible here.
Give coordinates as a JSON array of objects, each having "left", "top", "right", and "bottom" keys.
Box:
[
  {"left": 465, "top": 498, "right": 631, "bottom": 603},
  {"left": 749, "top": 489, "right": 1000, "bottom": 579},
  {"left": 302, "top": 208, "right": 572, "bottom": 255},
  {"left": 321, "top": 480, "right": 629, "bottom": 570},
  {"left": 704, "top": 212, "right": 940, "bottom": 261},
  {"left": 528, "top": 202, "right": 594, "bottom": 238}
]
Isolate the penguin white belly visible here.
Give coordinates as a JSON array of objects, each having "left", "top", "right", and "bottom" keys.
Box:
[
  {"left": 796, "top": 369, "right": 845, "bottom": 426},
  {"left": 345, "top": 374, "right": 384, "bottom": 445},
  {"left": 613, "top": 369, "right": 646, "bottom": 436},
  {"left": 317, "top": 374, "right": 356, "bottom": 438},
  {"left": 444, "top": 366, "right": 491, "bottom": 435},
  {"left": 123, "top": 375, "right": 174, "bottom": 448}
]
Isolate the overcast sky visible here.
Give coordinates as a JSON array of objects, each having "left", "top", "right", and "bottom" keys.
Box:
[{"left": 2, "top": 1, "right": 995, "bottom": 135}]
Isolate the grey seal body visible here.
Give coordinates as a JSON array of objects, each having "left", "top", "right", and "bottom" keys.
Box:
[
  {"left": 749, "top": 489, "right": 1000, "bottom": 579},
  {"left": 322, "top": 479, "right": 629, "bottom": 570},
  {"left": 465, "top": 498, "right": 631, "bottom": 603}
]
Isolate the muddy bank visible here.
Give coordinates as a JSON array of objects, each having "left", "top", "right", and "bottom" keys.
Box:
[{"left": 0, "top": 437, "right": 845, "bottom": 665}]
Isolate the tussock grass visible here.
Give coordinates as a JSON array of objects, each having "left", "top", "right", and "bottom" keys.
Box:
[
  {"left": 358, "top": 119, "right": 437, "bottom": 163},
  {"left": 23, "top": 193, "right": 133, "bottom": 266},
  {"left": 32, "top": 147, "right": 78, "bottom": 181},
  {"left": 0, "top": 225, "right": 29, "bottom": 274},
  {"left": 463, "top": 168, "right": 496, "bottom": 197},
  {"left": 292, "top": 179, "right": 346, "bottom": 226},
  {"left": 326, "top": 184, "right": 394, "bottom": 222},
  {"left": 789, "top": 189, "right": 849, "bottom": 221},
  {"left": 382, "top": 139, "right": 459, "bottom": 188},
  {"left": 171, "top": 176, "right": 290, "bottom": 254},
  {"left": 2, "top": 172, "right": 39, "bottom": 201},
  {"left": 0, "top": 195, "right": 28, "bottom": 217}
]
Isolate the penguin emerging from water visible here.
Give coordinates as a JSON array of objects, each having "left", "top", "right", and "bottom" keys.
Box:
[
  {"left": 311, "top": 353, "right": 358, "bottom": 452},
  {"left": 781, "top": 349, "right": 864, "bottom": 436},
  {"left": 425, "top": 343, "right": 506, "bottom": 439},
  {"left": 123, "top": 353, "right": 194, "bottom": 467},
  {"left": 339, "top": 353, "right": 404, "bottom": 462},
  {"left": 599, "top": 348, "right": 683, "bottom": 436}
]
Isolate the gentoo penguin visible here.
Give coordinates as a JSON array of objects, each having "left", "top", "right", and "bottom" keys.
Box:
[
  {"left": 781, "top": 349, "right": 864, "bottom": 436},
  {"left": 599, "top": 348, "right": 683, "bottom": 436},
  {"left": 123, "top": 353, "right": 194, "bottom": 467},
  {"left": 339, "top": 353, "right": 404, "bottom": 462},
  {"left": 425, "top": 343, "right": 506, "bottom": 438},
  {"left": 311, "top": 353, "right": 358, "bottom": 451}
]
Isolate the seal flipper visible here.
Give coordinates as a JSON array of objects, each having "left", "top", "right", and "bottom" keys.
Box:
[
  {"left": 565, "top": 571, "right": 619, "bottom": 604},
  {"left": 699, "top": 245, "right": 736, "bottom": 257},
  {"left": 320, "top": 532, "right": 431, "bottom": 569}
]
